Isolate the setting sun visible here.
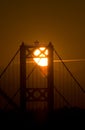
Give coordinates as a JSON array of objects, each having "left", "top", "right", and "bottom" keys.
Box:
[{"left": 33, "top": 47, "right": 48, "bottom": 66}]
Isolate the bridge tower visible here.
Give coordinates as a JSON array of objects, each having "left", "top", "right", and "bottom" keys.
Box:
[{"left": 20, "top": 42, "right": 54, "bottom": 112}]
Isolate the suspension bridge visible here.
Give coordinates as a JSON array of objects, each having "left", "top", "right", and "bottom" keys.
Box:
[{"left": 0, "top": 42, "right": 85, "bottom": 112}]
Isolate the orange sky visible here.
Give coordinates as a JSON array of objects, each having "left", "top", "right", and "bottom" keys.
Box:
[{"left": 0, "top": 0, "right": 85, "bottom": 86}]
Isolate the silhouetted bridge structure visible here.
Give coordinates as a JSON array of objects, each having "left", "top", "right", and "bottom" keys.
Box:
[{"left": 0, "top": 42, "right": 85, "bottom": 112}]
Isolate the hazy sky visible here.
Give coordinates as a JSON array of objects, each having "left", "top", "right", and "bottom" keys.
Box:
[{"left": 0, "top": 0, "right": 85, "bottom": 85}]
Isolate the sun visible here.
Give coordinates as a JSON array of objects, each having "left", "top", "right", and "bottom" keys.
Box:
[{"left": 33, "top": 47, "right": 48, "bottom": 66}]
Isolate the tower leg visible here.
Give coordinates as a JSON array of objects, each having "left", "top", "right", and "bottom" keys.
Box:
[
  {"left": 20, "top": 42, "right": 26, "bottom": 112},
  {"left": 47, "top": 42, "right": 54, "bottom": 112}
]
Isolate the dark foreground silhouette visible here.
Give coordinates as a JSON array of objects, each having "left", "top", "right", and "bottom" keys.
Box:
[{"left": 0, "top": 107, "right": 85, "bottom": 129}]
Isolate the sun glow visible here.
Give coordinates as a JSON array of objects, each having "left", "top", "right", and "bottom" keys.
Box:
[{"left": 33, "top": 47, "right": 48, "bottom": 66}]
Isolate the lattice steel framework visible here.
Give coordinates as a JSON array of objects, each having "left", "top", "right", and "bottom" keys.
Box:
[{"left": 20, "top": 42, "right": 54, "bottom": 112}]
